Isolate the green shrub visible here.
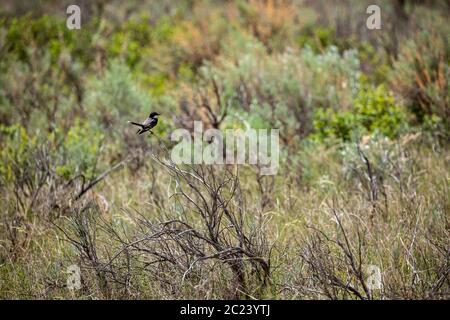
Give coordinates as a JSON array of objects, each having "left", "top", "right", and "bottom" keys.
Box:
[
  {"left": 0, "top": 124, "right": 36, "bottom": 185},
  {"left": 106, "top": 19, "right": 152, "bottom": 68},
  {"left": 53, "top": 121, "right": 104, "bottom": 180},
  {"left": 340, "top": 132, "right": 414, "bottom": 200},
  {"left": 85, "top": 62, "right": 154, "bottom": 127},
  {"left": 313, "top": 85, "right": 407, "bottom": 141},
  {"left": 106, "top": 15, "right": 175, "bottom": 69},
  {"left": 389, "top": 8, "right": 449, "bottom": 131},
  {"left": 297, "top": 26, "right": 337, "bottom": 52},
  {"left": 194, "top": 43, "right": 361, "bottom": 144},
  {"left": 0, "top": 122, "right": 104, "bottom": 184},
  {"left": 4, "top": 14, "right": 92, "bottom": 64}
]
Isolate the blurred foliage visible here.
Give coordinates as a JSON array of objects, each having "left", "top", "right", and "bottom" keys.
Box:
[
  {"left": 2, "top": 14, "right": 93, "bottom": 64},
  {"left": 0, "top": 121, "right": 104, "bottom": 184},
  {"left": 389, "top": 8, "right": 449, "bottom": 133},
  {"left": 297, "top": 26, "right": 337, "bottom": 52},
  {"left": 85, "top": 62, "right": 152, "bottom": 125},
  {"left": 192, "top": 43, "right": 361, "bottom": 146},
  {"left": 0, "top": 0, "right": 449, "bottom": 299},
  {"left": 106, "top": 15, "right": 175, "bottom": 69},
  {"left": 313, "top": 85, "right": 407, "bottom": 141},
  {"left": 0, "top": 0, "right": 447, "bottom": 170},
  {"left": 54, "top": 120, "right": 104, "bottom": 179},
  {"left": 0, "top": 124, "right": 36, "bottom": 185},
  {"left": 0, "top": 0, "right": 447, "bottom": 178}
]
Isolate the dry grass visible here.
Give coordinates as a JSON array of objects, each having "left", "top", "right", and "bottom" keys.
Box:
[{"left": 1, "top": 133, "right": 448, "bottom": 299}]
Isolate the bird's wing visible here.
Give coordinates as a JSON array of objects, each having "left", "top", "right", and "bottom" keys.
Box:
[
  {"left": 143, "top": 117, "right": 157, "bottom": 128},
  {"left": 142, "top": 117, "right": 152, "bottom": 126}
]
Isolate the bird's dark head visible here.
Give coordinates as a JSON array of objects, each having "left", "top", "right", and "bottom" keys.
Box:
[{"left": 149, "top": 112, "right": 161, "bottom": 118}]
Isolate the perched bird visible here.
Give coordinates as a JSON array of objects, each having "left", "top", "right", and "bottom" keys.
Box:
[{"left": 128, "top": 112, "right": 161, "bottom": 135}]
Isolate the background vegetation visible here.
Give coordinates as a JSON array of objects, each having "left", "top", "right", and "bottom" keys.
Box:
[{"left": 0, "top": 0, "right": 448, "bottom": 299}]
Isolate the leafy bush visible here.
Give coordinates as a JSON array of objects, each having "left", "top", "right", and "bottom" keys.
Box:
[
  {"left": 0, "top": 122, "right": 104, "bottom": 184},
  {"left": 189, "top": 43, "right": 361, "bottom": 145},
  {"left": 313, "top": 85, "right": 407, "bottom": 141},
  {"left": 297, "top": 26, "right": 337, "bottom": 52},
  {"left": 172, "top": 6, "right": 228, "bottom": 68},
  {"left": 3, "top": 14, "right": 92, "bottom": 64},
  {"left": 237, "top": 0, "right": 298, "bottom": 51},
  {"left": 389, "top": 8, "right": 449, "bottom": 131},
  {"left": 85, "top": 62, "right": 153, "bottom": 129},
  {"left": 0, "top": 124, "right": 36, "bottom": 185},
  {"left": 0, "top": 53, "right": 83, "bottom": 129},
  {"left": 106, "top": 15, "right": 174, "bottom": 69},
  {"left": 54, "top": 121, "right": 104, "bottom": 180}
]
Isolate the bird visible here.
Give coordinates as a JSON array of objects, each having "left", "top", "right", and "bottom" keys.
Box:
[{"left": 128, "top": 112, "right": 161, "bottom": 135}]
